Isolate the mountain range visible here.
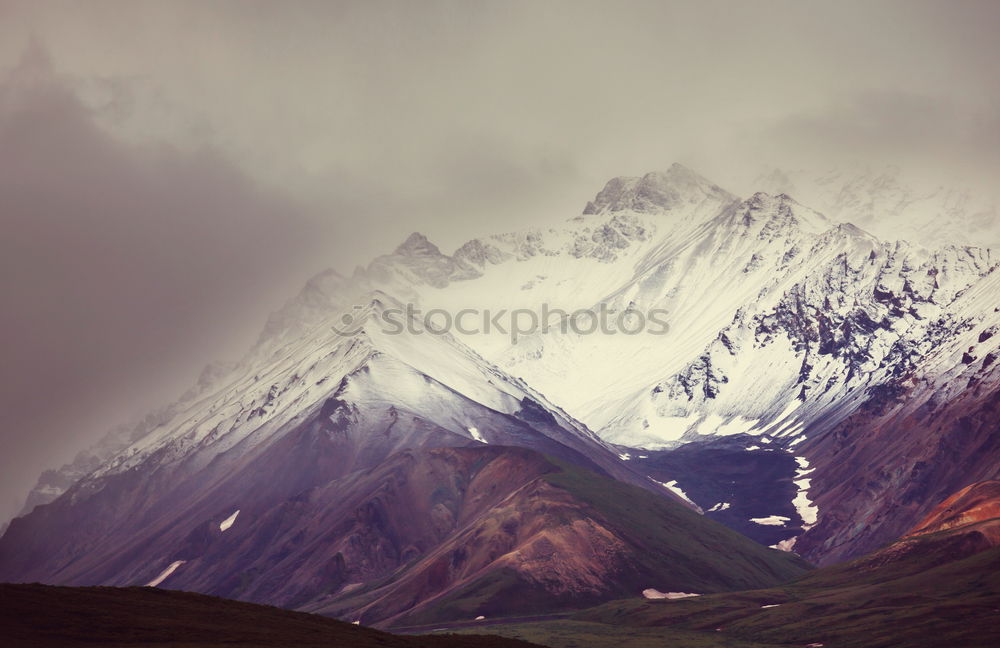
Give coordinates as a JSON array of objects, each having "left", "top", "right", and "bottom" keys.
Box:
[{"left": 3, "top": 163, "right": 997, "bottom": 637}]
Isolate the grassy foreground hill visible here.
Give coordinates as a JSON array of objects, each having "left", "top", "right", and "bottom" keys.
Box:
[{"left": 0, "top": 583, "right": 539, "bottom": 648}]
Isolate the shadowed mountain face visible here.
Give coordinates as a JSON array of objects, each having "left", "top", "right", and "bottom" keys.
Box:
[
  {"left": 0, "top": 583, "right": 540, "bottom": 648},
  {"left": 0, "top": 443, "right": 807, "bottom": 627},
  {"left": 630, "top": 442, "right": 802, "bottom": 548}
]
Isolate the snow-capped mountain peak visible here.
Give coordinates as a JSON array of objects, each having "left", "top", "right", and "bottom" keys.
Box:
[
  {"left": 726, "top": 191, "right": 833, "bottom": 237},
  {"left": 394, "top": 231, "right": 443, "bottom": 257},
  {"left": 583, "top": 163, "right": 735, "bottom": 216}
]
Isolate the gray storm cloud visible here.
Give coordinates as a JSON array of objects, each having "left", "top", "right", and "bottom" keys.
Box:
[
  {"left": 0, "top": 0, "right": 998, "bottom": 523},
  {"left": 0, "top": 43, "right": 324, "bottom": 522}
]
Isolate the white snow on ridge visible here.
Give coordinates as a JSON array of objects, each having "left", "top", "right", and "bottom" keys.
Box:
[
  {"left": 220, "top": 510, "right": 240, "bottom": 532},
  {"left": 773, "top": 399, "right": 802, "bottom": 425},
  {"left": 712, "top": 415, "right": 760, "bottom": 436},
  {"left": 468, "top": 427, "right": 488, "bottom": 444},
  {"left": 146, "top": 560, "right": 185, "bottom": 587},
  {"left": 777, "top": 421, "right": 805, "bottom": 439},
  {"left": 750, "top": 515, "right": 790, "bottom": 526},
  {"left": 691, "top": 413, "right": 763, "bottom": 438}
]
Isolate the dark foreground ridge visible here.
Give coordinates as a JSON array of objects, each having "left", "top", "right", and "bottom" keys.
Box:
[{"left": 0, "top": 583, "right": 541, "bottom": 648}]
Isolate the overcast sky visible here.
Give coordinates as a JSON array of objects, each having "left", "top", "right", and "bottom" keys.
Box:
[{"left": 1, "top": 0, "right": 998, "bottom": 524}]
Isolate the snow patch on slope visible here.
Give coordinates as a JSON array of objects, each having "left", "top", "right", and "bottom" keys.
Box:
[
  {"left": 219, "top": 510, "right": 240, "bottom": 532},
  {"left": 146, "top": 560, "right": 185, "bottom": 587},
  {"left": 642, "top": 589, "right": 701, "bottom": 600},
  {"left": 650, "top": 477, "right": 701, "bottom": 511},
  {"left": 793, "top": 456, "right": 819, "bottom": 527},
  {"left": 750, "top": 515, "right": 790, "bottom": 526},
  {"left": 468, "top": 427, "right": 488, "bottom": 444}
]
